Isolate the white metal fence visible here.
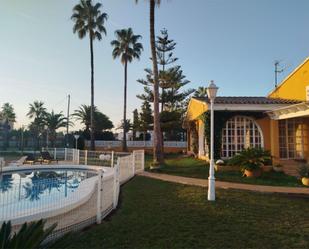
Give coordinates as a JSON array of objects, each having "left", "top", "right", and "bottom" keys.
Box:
[
  {"left": 0, "top": 149, "right": 144, "bottom": 242},
  {"left": 85, "top": 140, "right": 187, "bottom": 148}
]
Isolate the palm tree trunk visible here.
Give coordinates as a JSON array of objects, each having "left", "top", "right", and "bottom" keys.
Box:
[
  {"left": 150, "top": 0, "right": 164, "bottom": 165},
  {"left": 122, "top": 60, "right": 128, "bottom": 152},
  {"left": 89, "top": 35, "right": 95, "bottom": 151}
]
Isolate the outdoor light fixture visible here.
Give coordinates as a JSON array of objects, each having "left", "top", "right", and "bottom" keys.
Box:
[
  {"left": 206, "top": 80, "right": 218, "bottom": 201},
  {"left": 74, "top": 134, "right": 80, "bottom": 149}
]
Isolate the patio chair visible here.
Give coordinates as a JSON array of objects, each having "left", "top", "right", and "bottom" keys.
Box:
[
  {"left": 40, "top": 151, "right": 58, "bottom": 164},
  {"left": 23, "top": 153, "right": 38, "bottom": 165},
  {"left": 8, "top": 156, "right": 28, "bottom": 166}
]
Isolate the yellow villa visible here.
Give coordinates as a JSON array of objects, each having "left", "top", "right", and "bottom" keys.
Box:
[{"left": 185, "top": 57, "right": 309, "bottom": 174}]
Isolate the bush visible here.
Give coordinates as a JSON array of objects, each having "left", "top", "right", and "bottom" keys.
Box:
[
  {"left": 227, "top": 154, "right": 243, "bottom": 166},
  {"left": 298, "top": 164, "right": 309, "bottom": 178},
  {"left": 0, "top": 219, "right": 56, "bottom": 249},
  {"left": 227, "top": 148, "right": 272, "bottom": 172}
]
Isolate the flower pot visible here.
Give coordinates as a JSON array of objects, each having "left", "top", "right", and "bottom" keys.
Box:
[
  {"left": 244, "top": 169, "right": 261, "bottom": 178},
  {"left": 261, "top": 165, "right": 272, "bottom": 172},
  {"left": 301, "top": 177, "right": 309, "bottom": 186},
  {"left": 273, "top": 166, "right": 283, "bottom": 172},
  {"left": 216, "top": 165, "right": 240, "bottom": 172}
]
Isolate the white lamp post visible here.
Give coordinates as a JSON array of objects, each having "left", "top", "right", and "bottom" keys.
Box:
[
  {"left": 74, "top": 135, "right": 80, "bottom": 149},
  {"left": 206, "top": 80, "right": 218, "bottom": 201}
]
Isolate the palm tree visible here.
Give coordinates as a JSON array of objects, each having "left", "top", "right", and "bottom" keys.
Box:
[
  {"left": 43, "top": 111, "right": 68, "bottom": 147},
  {"left": 0, "top": 175, "right": 13, "bottom": 193},
  {"left": 27, "top": 101, "right": 46, "bottom": 120},
  {"left": 27, "top": 101, "right": 46, "bottom": 149},
  {"left": 0, "top": 103, "right": 16, "bottom": 150},
  {"left": 72, "top": 104, "right": 98, "bottom": 132},
  {"left": 71, "top": 0, "right": 108, "bottom": 150},
  {"left": 111, "top": 28, "right": 143, "bottom": 152},
  {"left": 135, "top": 0, "right": 164, "bottom": 166},
  {"left": 73, "top": 105, "right": 113, "bottom": 135},
  {"left": 194, "top": 87, "right": 208, "bottom": 98}
]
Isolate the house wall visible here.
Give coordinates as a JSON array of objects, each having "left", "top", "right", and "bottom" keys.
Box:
[
  {"left": 270, "top": 119, "right": 280, "bottom": 164},
  {"left": 256, "top": 117, "right": 271, "bottom": 151},
  {"left": 268, "top": 57, "right": 309, "bottom": 101},
  {"left": 186, "top": 99, "right": 207, "bottom": 121}
]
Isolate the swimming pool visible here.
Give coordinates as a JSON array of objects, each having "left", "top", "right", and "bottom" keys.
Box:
[{"left": 0, "top": 167, "right": 99, "bottom": 224}]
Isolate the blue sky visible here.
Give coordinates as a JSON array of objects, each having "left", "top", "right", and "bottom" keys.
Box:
[{"left": 1, "top": 0, "right": 309, "bottom": 129}]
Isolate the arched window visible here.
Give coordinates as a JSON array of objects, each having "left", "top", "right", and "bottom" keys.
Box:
[{"left": 221, "top": 116, "right": 264, "bottom": 158}]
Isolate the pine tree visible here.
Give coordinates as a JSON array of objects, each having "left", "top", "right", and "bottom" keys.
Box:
[
  {"left": 156, "top": 29, "right": 177, "bottom": 111},
  {"left": 137, "top": 29, "right": 193, "bottom": 112},
  {"left": 132, "top": 109, "right": 140, "bottom": 140},
  {"left": 139, "top": 101, "right": 153, "bottom": 141},
  {"left": 137, "top": 30, "right": 194, "bottom": 141}
]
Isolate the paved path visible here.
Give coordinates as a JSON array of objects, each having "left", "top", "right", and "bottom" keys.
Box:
[{"left": 138, "top": 171, "right": 309, "bottom": 195}]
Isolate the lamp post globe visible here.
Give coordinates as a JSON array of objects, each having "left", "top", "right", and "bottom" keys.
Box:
[
  {"left": 206, "top": 80, "right": 218, "bottom": 100},
  {"left": 206, "top": 80, "right": 218, "bottom": 201}
]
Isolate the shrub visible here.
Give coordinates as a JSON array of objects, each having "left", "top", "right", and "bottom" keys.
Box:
[
  {"left": 227, "top": 154, "right": 243, "bottom": 166},
  {"left": 298, "top": 164, "right": 309, "bottom": 178},
  {"left": 0, "top": 219, "right": 56, "bottom": 249},
  {"left": 227, "top": 148, "right": 272, "bottom": 172}
]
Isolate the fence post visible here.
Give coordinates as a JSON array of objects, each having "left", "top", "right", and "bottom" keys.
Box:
[
  {"left": 111, "top": 151, "right": 114, "bottom": 168},
  {"left": 64, "top": 148, "right": 67, "bottom": 161},
  {"left": 96, "top": 170, "right": 103, "bottom": 224},
  {"left": 142, "top": 150, "right": 145, "bottom": 171},
  {"left": 77, "top": 149, "right": 80, "bottom": 165},
  {"left": 132, "top": 151, "right": 136, "bottom": 176},
  {"left": 85, "top": 150, "right": 88, "bottom": 165},
  {"left": 73, "top": 149, "right": 75, "bottom": 163},
  {"left": 54, "top": 148, "right": 57, "bottom": 160},
  {"left": 113, "top": 159, "right": 120, "bottom": 209}
]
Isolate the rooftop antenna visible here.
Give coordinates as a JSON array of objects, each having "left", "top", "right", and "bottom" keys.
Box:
[{"left": 274, "top": 60, "right": 284, "bottom": 88}]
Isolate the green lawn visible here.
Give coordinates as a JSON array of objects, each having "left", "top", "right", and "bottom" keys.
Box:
[
  {"left": 145, "top": 154, "right": 304, "bottom": 187},
  {"left": 52, "top": 176, "right": 309, "bottom": 249}
]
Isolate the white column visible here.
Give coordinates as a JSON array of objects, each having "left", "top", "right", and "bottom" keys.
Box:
[
  {"left": 54, "top": 148, "right": 57, "bottom": 160},
  {"left": 198, "top": 121, "right": 205, "bottom": 158},
  {"left": 208, "top": 99, "right": 216, "bottom": 201}
]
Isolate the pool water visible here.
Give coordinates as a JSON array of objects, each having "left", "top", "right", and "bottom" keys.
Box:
[{"left": 0, "top": 170, "right": 97, "bottom": 222}]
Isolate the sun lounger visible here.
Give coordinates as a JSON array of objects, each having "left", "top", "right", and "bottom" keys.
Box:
[
  {"left": 40, "top": 151, "right": 58, "bottom": 164},
  {"left": 23, "top": 153, "right": 37, "bottom": 165},
  {"left": 8, "top": 156, "right": 28, "bottom": 166}
]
